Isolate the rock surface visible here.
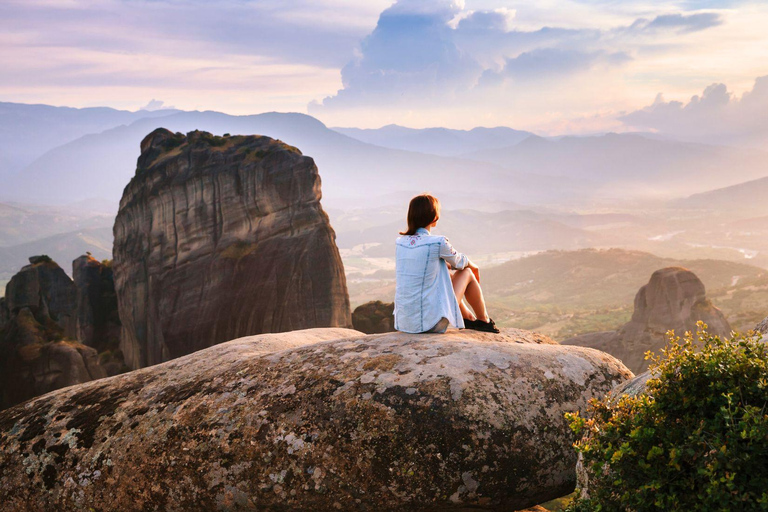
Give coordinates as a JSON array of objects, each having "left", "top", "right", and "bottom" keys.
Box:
[
  {"left": 352, "top": 300, "right": 395, "bottom": 334},
  {"left": 113, "top": 129, "right": 351, "bottom": 370},
  {"left": 563, "top": 267, "right": 731, "bottom": 373},
  {"left": 0, "top": 327, "right": 631, "bottom": 511}
]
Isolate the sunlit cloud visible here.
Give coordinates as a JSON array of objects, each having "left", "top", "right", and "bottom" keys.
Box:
[{"left": 621, "top": 76, "right": 768, "bottom": 147}]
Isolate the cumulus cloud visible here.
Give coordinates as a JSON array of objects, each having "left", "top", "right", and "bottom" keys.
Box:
[
  {"left": 312, "top": 0, "right": 482, "bottom": 108},
  {"left": 620, "top": 76, "right": 768, "bottom": 146},
  {"left": 311, "top": 0, "right": 720, "bottom": 114}
]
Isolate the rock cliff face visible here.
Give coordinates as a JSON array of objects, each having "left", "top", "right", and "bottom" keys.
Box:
[
  {"left": 73, "top": 256, "right": 120, "bottom": 349},
  {"left": 563, "top": 267, "right": 731, "bottom": 373},
  {"left": 0, "top": 327, "right": 631, "bottom": 511},
  {"left": 113, "top": 129, "right": 351, "bottom": 370},
  {"left": 0, "top": 256, "right": 107, "bottom": 410}
]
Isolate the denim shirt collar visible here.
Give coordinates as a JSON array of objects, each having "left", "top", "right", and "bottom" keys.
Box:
[{"left": 415, "top": 227, "right": 430, "bottom": 235}]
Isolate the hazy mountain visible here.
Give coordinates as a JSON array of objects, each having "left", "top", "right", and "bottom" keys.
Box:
[
  {"left": 8, "top": 110, "right": 574, "bottom": 209},
  {"left": 0, "top": 226, "right": 113, "bottom": 282},
  {"left": 463, "top": 133, "right": 768, "bottom": 198},
  {"left": 0, "top": 201, "right": 113, "bottom": 246},
  {"left": 0, "top": 102, "right": 179, "bottom": 180},
  {"left": 680, "top": 176, "right": 768, "bottom": 214},
  {"left": 332, "top": 124, "right": 533, "bottom": 156}
]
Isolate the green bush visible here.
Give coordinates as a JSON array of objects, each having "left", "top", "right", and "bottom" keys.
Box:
[{"left": 566, "top": 323, "right": 768, "bottom": 511}]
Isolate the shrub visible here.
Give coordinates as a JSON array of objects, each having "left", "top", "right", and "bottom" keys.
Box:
[{"left": 566, "top": 323, "right": 768, "bottom": 511}]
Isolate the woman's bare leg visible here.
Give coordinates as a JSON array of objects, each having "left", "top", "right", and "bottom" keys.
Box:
[
  {"left": 451, "top": 268, "right": 490, "bottom": 322},
  {"left": 459, "top": 299, "right": 475, "bottom": 321}
]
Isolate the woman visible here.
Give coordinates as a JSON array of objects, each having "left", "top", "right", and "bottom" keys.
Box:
[{"left": 394, "top": 194, "right": 499, "bottom": 334}]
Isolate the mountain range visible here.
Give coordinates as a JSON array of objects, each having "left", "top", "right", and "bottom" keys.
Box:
[
  {"left": 332, "top": 125, "right": 533, "bottom": 156},
  {"left": 3, "top": 101, "right": 768, "bottom": 213}
]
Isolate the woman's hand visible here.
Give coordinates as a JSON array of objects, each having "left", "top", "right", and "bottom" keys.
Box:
[{"left": 467, "top": 260, "right": 480, "bottom": 283}]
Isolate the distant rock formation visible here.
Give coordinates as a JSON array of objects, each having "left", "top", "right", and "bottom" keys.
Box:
[
  {"left": 563, "top": 267, "right": 732, "bottom": 373},
  {"left": 113, "top": 129, "right": 351, "bottom": 370},
  {"left": 73, "top": 255, "right": 124, "bottom": 376},
  {"left": 352, "top": 300, "right": 394, "bottom": 333},
  {"left": 4, "top": 255, "right": 77, "bottom": 338},
  {"left": 0, "top": 327, "right": 631, "bottom": 511},
  {"left": 0, "top": 256, "right": 107, "bottom": 410}
]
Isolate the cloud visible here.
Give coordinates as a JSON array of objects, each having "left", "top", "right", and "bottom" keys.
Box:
[
  {"left": 312, "top": 0, "right": 482, "bottom": 109},
  {"left": 480, "top": 48, "right": 632, "bottom": 85},
  {"left": 627, "top": 12, "right": 723, "bottom": 34},
  {"left": 620, "top": 76, "right": 768, "bottom": 146},
  {"left": 454, "top": 8, "right": 516, "bottom": 32},
  {"left": 311, "top": 0, "right": 722, "bottom": 115},
  {"left": 140, "top": 99, "right": 175, "bottom": 111}
]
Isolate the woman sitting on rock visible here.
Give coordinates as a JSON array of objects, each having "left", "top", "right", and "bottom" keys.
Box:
[{"left": 394, "top": 193, "right": 499, "bottom": 334}]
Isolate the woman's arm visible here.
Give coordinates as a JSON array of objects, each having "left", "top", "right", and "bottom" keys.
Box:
[{"left": 439, "top": 237, "right": 469, "bottom": 270}]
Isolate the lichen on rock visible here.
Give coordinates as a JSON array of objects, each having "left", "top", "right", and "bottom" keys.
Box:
[{"left": 0, "top": 327, "right": 631, "bottom": 511}]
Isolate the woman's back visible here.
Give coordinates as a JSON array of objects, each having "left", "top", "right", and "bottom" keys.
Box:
[{"left": 394, "top": 227, "right": 466, "bottom": 333}]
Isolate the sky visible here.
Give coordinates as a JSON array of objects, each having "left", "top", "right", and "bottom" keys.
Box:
[{"left": 1, "top": 0, "right": 767, "bottom": 140}]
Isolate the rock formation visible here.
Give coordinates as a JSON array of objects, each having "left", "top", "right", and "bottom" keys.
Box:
[
  {"left": 351, "top": 300, "right": 395, "bottom": 334},
  {"left": 72, "top": 255, "right": 123, "bottom": 376},
  {"left": 72, "top": 255, "right": 120, "bottom": 350},
  {"left": 0, "top": 327, "right": 631, "bottom": 511},
  {"left": 4, "top": 255, "right": 77, "bottom": 338},
  {"left": 0, "top": 256, "right": 107, "bottom": 410},
  {"left": 754, "top": 316, "right": 768, "bottom": 334},
  {"left": 113, "top": 129, "right": 351, "bottom": 370},
  {"left": 563, "top": 267, "right": 731, "bottom": 373}
]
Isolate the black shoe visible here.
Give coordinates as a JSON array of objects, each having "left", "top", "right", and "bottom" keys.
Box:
[{"left": 465, "top": 318, "right": 500, "bottom": 333}]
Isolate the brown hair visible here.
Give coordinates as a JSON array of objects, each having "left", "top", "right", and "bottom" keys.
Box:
[{"left": 400, "top": 194, "right": 441, "bottom": 236}]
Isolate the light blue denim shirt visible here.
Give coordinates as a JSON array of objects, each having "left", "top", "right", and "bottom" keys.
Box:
[{"left": 394, "top": 227, "right": 469, "bottom": 333}]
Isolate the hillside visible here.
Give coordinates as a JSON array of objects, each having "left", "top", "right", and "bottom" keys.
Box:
[
  {"left": 0, "top": 201, "right": 113, "bottom": 246},
  {"left": 0, "top": 227, "right": 112, "bottom": 285},
  {"left": 344, "top": 248, "right": 768, "bottom": 339},
  {"left": 680, "top": 175, "right": 768, "bottom": 215},
  {"left": 482, "top": 248, "right": 768, "bottom": 338}
]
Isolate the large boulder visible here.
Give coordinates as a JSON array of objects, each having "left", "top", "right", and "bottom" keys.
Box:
[
  {"left": 352, "top": 300, "right": 395, "bottom": 334},
  {"left": 0, "top": 327, "right": 631, "bottom": 511},
  {"left": 563, "top": 267, "right": 731, "bottom": 373},
  {"left": 113, "top": 129, "right": 352, "bottom": 370}
]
